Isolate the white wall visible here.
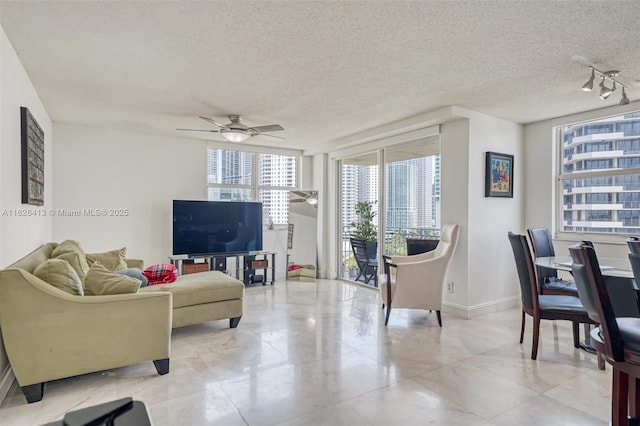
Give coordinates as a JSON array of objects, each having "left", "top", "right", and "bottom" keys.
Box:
[
  {"left": 439, "top": 112, "right": 523, "bottom": 318},
  {"left": 0, "top": 29, "right": 53, "bottom": 266},
  {"left": 312, "top": 153, "right": 330, "bottom": 278},
  {"left": 53, "top": 123, "right": 206, "bottom": 263},
  {"left": 466, "top": 112, "right": 523, "bottom": 314},
  {"left": 439, "top": 119, "right": 470, "bottom": 311},
  {"left": 0, "top": 26, "right": 53, "bottom": 399},
  {"left": 53, "top": 123, "right": 291, "bottom": 278}
]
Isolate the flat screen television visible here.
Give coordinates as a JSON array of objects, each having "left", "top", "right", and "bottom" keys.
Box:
[{"left": 173, "top": 200, "right": 263, "bottom": 256}]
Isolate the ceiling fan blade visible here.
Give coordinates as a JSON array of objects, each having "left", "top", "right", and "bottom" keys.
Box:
[
  {"left": 199, "top": 116, "right": 226, "bottom": 128},
  {"left": 258, "top": 133, "right": 285, "bottom": 140},
  {"left": 177, "top": 128, "right": 219, "bottom": 132},
  {"left": 250, "top": 124, "right": 284, "bottom": 133}
]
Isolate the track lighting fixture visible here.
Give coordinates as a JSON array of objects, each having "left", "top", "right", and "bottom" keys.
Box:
[
  {"left": 582, "top": 66, "right": 630, "bottom": 105},
  {"left": 621, "top": 87, "right": 631, "bottom": 105},
  {"left": 582, "top": 68, "right": 595, "bottom": 91}
]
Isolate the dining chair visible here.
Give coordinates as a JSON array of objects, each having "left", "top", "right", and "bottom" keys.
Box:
[
  {"left": 379, "top": 224, "right": 459, "bottom": 326},
  {"left": 508, "top": 232, "right": 596, "bottom": 360},
  {"left": 570, "top": 242, "right": 640, "bottom": 426},
  {"left": 628, "top": 236, "right": 640, "bottom": 255},
  {"left": 527, "top": 227, "right": 579, "bottom": 296}
]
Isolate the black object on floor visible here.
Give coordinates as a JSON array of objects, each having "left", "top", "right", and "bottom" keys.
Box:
[{"left": 43, "top": 397, "right": 151, "bottom": 426}]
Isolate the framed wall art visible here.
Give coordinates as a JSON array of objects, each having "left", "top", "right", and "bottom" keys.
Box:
[
  {"left": 21, "top": 107, "right": 45, "bottom": 206},
  {"left": 485, "top": 151, "right": 513, "bottom": 198}
]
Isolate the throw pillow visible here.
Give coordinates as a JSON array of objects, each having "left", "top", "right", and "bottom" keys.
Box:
[
  {"left": 86, "top": 247, "right": 128, "bottom": 272},
  {"left": 55, "top": 251, "right": 90, "bottom": 283},
  {"left": 33, "top": 258, "right": 84, "bottom": 296},
  {"left": 143, "top": 263, "right": 178, "bottom": 285},
  {"left": 117, "top": 268, "right": 149, "bottom": 287},
  {"left": 51, "top": 239, "right": 84, "bottom": 257},
  {"left": 85, "top": 262, "right": 141, "bottom": 295}
]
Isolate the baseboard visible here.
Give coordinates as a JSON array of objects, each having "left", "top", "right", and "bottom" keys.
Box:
[
  {"left": 0, "top": 365, "right": 15, "bottom": 404},
  {"left": 443, "top": 296, "right": 520, "bottom": 319}
]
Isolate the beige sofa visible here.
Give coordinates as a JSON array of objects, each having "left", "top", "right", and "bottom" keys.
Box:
[{"left": 0, "top": 242, "right": 244, "bottom": 403}]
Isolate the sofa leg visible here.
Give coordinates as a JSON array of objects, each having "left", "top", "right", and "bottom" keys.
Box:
[
  {"left": 230, "top": 316, "right": 242, "bottom": 328},
  {"left": 153, "top": 358, "right": 170, "bottom": 375},
  {"left": 22, "top": 382, "right": 44, "bottom": 403}
]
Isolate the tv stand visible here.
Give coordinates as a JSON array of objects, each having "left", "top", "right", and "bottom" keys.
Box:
[{"left": 169, "top": 252, "right": 276, "bottom": 286}]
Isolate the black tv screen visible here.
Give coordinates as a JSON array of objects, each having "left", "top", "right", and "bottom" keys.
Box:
[{"left": 173, "top": 200, "right": 263, "bottom": 256}]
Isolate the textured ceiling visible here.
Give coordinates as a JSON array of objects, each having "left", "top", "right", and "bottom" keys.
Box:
[{"left": 1, "top": 1, "right": 639, "bottom": 153}]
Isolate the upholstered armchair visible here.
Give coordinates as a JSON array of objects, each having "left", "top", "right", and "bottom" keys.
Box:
[{"left": 378, "top": 223, "right": 460, "bottom": 326}]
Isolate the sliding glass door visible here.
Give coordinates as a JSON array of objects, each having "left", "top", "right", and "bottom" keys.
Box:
[
  {"left": 340, "top": 152, "right": 378, "bottom": 284},
  {"left": 338, "top": 138, "right": 440, "bottom": 286}
]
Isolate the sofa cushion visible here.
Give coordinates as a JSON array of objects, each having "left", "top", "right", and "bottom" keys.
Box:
[
  {"left": 85, "top": 262, "right": 141, "bottom": 295},
  {"left": 33, "top": 258, "right": 84, "bottom": 296},
  {"left": 86, "top": 247, "right": 128, "bottom": 272},
  {"left": 140, "top": 271, "right": 243, "bottom": 308}
]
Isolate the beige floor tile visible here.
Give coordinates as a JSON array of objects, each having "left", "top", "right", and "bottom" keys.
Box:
[
  {"left": 412, "top": 362, "right": 540, "bottom": 419},
  {"left": 277, "top": 379, "right": 491, "bottom": 426},
  {"left": 0, "top": 279, "right": 614, "bottom": 425},
  {"left": 489, "top": 394, "right": 606, "bottom": 425}
]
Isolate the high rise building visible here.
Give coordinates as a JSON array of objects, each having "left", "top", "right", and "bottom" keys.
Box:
[{"left": 561, "top": 113, "right": 640, "bottom": 233}]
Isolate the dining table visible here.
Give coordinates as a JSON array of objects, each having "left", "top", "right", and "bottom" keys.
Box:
[
  {"left": 535, "top": 256, "right": 638, "bottom": 317},
  {"left": 535, "top": 255, "right": 640, "bottom": 353}
]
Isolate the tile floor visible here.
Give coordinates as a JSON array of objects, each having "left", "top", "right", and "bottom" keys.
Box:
[{"left": 0, "top": 279, "right": 611, "bottom": 425}]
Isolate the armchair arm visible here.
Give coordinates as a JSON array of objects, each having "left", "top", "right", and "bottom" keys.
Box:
[
  {"left": 390, "top": 250, "right": 436, "bottom": 264},
  {"left": 0, "top": 268, "right": 172, "bottom": 386}
]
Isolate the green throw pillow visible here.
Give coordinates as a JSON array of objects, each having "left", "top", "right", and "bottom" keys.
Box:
[
  {"left": 51, "top": 240, "right": 90, "bottom": 282},
  {"left": 86, "top": 247, "right": 128, "bottom": 272},
  {"left": 55, "top": 251, "right": 90, "bottom": 282},
  {"left": 33, "top": 258, "right": 84, "bottom": 296},
  {"left": 85, "top": 262, "right": 140, "bottom": 295},
  {"left": 51, "top": 240, "right": 83, "bottom": 257}
]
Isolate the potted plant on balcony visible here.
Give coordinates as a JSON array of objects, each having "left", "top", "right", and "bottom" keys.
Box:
[{"left": 350, "top": 201, "right": 377, "bottom": 258}]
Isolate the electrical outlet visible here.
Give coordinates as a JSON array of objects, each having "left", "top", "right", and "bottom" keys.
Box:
[{"left": 447, "top": 281, "right": 454, "bottom": 293}]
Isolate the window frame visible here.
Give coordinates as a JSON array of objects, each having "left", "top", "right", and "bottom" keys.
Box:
[
  {"left": 206, "top": 142, "right": 302, "bottom": 225},
  {"left": 555, "top": 110, "right": 640, "bottom": 242}
]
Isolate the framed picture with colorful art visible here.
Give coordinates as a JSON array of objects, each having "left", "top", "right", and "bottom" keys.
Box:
[{"left": 485, "top": 151, "right": 513, "bottom": 198}]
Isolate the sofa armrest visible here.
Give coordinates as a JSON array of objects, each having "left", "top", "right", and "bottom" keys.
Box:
[
  {"left": 0, "top": 268, "right": 172, "bottom": 386},
  {"left": 126, "top": 258, "right": 144, "bottom": 269}
]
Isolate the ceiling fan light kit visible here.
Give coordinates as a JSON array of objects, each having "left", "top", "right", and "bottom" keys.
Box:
[
  {"left": 220, "top": 128, "right": 251, "bottom": 142},
  {"left": 581, "top": 66, "right": 630, "bottom": 105},
  {"left": 177, "top": 114, "right": 284, "bottom": 142}
]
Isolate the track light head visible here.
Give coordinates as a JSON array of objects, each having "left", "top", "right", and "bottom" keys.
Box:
[
  {"left": 599, "top": 76, "right": 613, "bottom": 100},
  {"left": 620, "top": 87, "right": 631, "bottom": 105},
  {"left": 582, "top": 68, "right": 595, "bottom": 91}
]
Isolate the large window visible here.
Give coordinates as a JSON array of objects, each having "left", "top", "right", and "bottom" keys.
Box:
[
  {"left": 558, "top": 112, "right": 640, "bottom": 234},
  {"left": 207, "top": 148, "right": 298, "bottom": 224}
]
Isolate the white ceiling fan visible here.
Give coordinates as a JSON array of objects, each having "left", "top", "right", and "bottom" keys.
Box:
[{"left": 177, "top": 114, "right": 285, "bottom": 142}]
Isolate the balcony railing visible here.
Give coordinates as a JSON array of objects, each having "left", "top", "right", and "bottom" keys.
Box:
[{"left": 340, "top": 225, "right": 440, "bottom": 285}]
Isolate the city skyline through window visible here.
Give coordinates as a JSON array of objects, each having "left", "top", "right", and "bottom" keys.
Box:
[{"left": 207, "top": 148, "right": 297, "bottom": 225}]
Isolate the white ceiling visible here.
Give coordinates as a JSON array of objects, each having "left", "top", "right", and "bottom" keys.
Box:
[{"left": 2, "top": 1, "right": 639, "bottom": 153}]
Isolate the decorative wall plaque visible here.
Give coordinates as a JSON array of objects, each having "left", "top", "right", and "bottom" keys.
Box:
[{"left": 21, "top": 107, "right": 45, "bottom": 206}]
